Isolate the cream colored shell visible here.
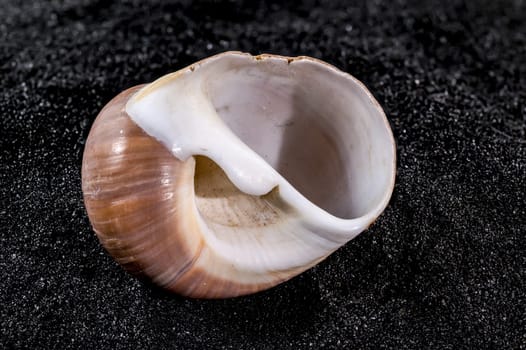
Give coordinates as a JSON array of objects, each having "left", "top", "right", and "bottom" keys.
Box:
[{"left": 82, "top": 52, "right": 396, "bottom": 298}]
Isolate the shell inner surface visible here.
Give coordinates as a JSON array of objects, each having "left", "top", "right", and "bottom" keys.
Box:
[{"left": 126, "top": 52, "right": 396, "bottom": 229}]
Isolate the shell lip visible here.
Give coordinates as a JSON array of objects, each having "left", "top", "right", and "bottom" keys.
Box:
[{"left": 126, "top": 51, "right": 397, "bottom": 239}]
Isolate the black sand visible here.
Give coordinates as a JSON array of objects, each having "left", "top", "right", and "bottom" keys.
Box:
[{"left": 1, "top": 1, "right": 525, "bottom": 348}]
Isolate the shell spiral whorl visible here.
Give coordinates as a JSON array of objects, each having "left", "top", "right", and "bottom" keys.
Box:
[{"left": 82, "top": 87, "right": 293, "bottom": 298}]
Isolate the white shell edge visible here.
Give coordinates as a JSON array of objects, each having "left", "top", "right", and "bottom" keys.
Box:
[{"left": 125, "top": 52, "right": 396, "bottom": 273}]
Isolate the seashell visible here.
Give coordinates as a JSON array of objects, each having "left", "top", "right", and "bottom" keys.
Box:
[{"left": 82, "top": 51, "right": 396, "bottom": 298}]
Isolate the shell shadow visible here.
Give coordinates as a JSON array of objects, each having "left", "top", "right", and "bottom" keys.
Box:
[
  {"left": 274, "top": 87, "right": 352, "bottom": 219},
  {"left": 144, "top": 271, "right": 323, "bottom": 340}
]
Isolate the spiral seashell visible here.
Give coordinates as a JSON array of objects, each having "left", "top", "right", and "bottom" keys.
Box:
[{"left": 82, "top": 51, "right": 396, "bottom": 298}]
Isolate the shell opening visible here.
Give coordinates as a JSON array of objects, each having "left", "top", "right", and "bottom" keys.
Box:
[{"left": 204, "top": 55, "right": 395, "bottom": 220}]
